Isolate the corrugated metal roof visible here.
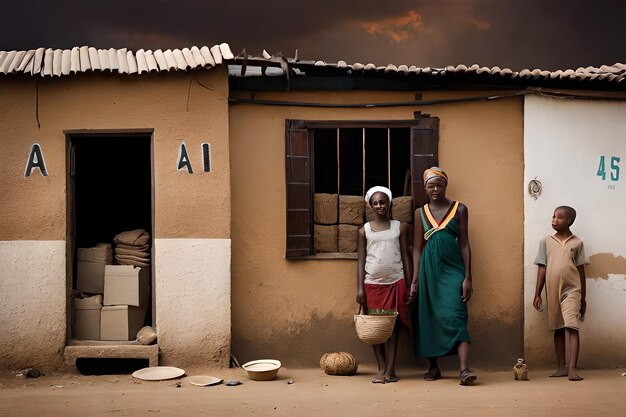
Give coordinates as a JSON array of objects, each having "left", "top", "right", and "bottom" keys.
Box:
[
  {"left": 229, "top": 54, "right": 626, "bottom": 86},
  {"left": 0, "top": 43, "right": 233, "bottom": 76},
  {"left": 1, "top": 42, "right": 623, "bottom": 87}
]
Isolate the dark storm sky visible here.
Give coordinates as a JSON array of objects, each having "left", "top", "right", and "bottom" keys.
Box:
[{"left": 2, "top": 0, "right": 625, "bottom": 70}]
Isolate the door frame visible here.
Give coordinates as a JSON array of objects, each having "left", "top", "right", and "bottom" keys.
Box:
[{"left": 65, "top": 129, "right": 155, "bottom": 341}]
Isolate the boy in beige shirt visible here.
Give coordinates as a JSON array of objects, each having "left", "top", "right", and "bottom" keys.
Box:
[{"left": 533, "top": 206, "right": 587, "bottom": 381}]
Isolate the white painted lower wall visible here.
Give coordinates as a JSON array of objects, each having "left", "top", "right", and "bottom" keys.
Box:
[
  {"left": 154, "top": 238, "right": 231, "bottom": 368},
  {"left": 524, "top": 95, "right": 626, "bottom": 368},
  {"left": 0, "top": 241, "right": 67, "bottom": 370},
  {"left": 0, "top": 238, "right": 232, "bottom": 371}
]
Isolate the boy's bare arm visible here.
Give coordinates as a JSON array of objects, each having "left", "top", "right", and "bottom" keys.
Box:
[
  {"left": 533, "top": 265, "right": 546, "bottom": 311},
  {"left": 578, "top": 265, "right": 587, "bottom": 317}
]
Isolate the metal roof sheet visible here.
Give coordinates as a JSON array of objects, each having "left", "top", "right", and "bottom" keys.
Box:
[
  {"left": 0, "top": 43, "right": 233, "bottom": 77},
  {"left": 272, "top": 57, "right": 626, "bottom": 85},
  {"left": 1, "top": 42, "right": 623, "bottom": 87},
  {"left": 226, "top": 54, "right": 625, "bottom": 89}
]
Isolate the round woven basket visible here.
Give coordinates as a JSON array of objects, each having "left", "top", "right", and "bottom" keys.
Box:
[
  {"left": 320, "top": 352, "right": 358, "bottom": 376},
  {"left": 354, "top": 312, "right": 397, "bottom": 345}
]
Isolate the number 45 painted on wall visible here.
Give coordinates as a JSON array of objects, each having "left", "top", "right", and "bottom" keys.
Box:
[{"left": 597, "top": 156, "right": 620, "bottom": 181}]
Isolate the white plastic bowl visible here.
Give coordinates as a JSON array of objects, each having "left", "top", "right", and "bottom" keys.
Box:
[{"left": 242, "top": 359, "right": 282, "bottom": 381}]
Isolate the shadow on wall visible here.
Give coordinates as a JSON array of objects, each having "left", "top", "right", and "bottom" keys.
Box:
[
  {"left": 232, "top": 311, "right": 414, "bottom": 368},
  {"left": 232, "top": 310, "right": 520, "bottom": 370}
]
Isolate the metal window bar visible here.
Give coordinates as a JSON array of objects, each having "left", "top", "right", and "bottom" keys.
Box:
[
  {"left": 336, "top": 128, "right": 340, "bottom": 226},
  {"left": 362, "top": 128, "right": 366, "bottom": 197},
  {"left": 387, "top": 128, "right": 391, "bottom": 190}
]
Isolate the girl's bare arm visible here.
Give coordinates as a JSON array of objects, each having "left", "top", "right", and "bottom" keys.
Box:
[
  {"left": 399, "top": 222, "right": 412, "bottom": 286},
  {"left": 356, "top": 227, "right": 367, "bottom": 305}
]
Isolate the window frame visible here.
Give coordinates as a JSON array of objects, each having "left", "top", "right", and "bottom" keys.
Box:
[{"left": 285, "top": 117, "right": 439, "bottom": 259}]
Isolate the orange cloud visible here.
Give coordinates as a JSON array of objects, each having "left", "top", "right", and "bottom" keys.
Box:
[
  {"left": 360, "top": 6, "right": 490, "bottom": 43},
  {"left": 362, "top": 9, "right": 425, "bottom": 43},
  {"left": 468, "top": 16, "right": 491, "bottom": 30}
]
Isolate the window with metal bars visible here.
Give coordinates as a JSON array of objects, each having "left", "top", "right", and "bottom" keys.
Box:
[
  {"left": 285, "top": 118, "right": 439, "bottom": 259},
  {"left": 313, "top": 127, "right": 411, "bottom": 198}
]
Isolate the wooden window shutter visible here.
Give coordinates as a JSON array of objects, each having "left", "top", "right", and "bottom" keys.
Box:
[
  {"left": 285, "top": 120, "right": 313, "bottom": 258},
  {"left": 410, "top": 117, "right": 439, "bottom": 209}
]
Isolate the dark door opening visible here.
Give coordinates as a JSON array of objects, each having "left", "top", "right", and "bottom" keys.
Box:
[
  {"left": 69, "top": 133, "right": 154, "bottom": 340},
  {"left": 73, "top": 136, "right": 152, "bottom": 248}
]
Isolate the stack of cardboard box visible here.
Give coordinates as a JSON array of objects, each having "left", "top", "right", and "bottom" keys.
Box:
[
  {"left": 73, "top": 244, "right": 150, "bottom": 341},
  {"left": 76, "top": 243, "right": 113, "bottom": 294},
  {"left": 101, "top": 265, "right": 150, "bottom": 341},
  {"left": 73, "top": 293, "right": 103, "bottom": 340},
  {"left": 73, "top": 244, "right": 113, "bottom": 340}
]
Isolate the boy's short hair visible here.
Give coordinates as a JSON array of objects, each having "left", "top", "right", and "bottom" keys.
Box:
[{"left": 555, "top": 205, "right": 577, "bottom": 226}]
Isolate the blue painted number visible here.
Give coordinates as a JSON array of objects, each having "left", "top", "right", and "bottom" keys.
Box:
[
  {"left": 597, "top": 156, "right": 606, "bottom": 180},
  {"left": 597, "top": 155, "right": 620, "bottom": 182},
  {"left": 610, "top": 156, "right": 620, "bottom": 181}
]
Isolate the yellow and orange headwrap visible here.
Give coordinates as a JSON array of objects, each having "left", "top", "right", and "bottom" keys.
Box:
[{"left": 423, "top": 167, "right": 448, "bottom": 184}]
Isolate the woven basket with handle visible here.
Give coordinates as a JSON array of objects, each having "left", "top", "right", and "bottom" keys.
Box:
[{"left": 354, "top": 306, "right": 397, "bottom": 345}]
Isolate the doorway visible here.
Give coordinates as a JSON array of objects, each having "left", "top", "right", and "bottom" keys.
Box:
[{"left": 67, "top": 131, "right": 154, "bottom": 341}]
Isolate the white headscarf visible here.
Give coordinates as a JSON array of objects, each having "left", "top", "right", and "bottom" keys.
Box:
[{"left": 364, "top": 186, "right": 392, "bottom": 208}]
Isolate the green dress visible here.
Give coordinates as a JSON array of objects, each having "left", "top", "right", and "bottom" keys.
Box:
[{"left": 415, "top": 203, "right": 470, "bottom": 358}]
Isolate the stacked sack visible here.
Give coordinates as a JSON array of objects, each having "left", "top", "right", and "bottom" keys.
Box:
[
  {"left": 366, "top": 195, "right": 414, "bottom": 224},
  {"left": 313, "top": 194, "right": 364, "bottom": 253},
  {"left": 312, "top": 193, "right": 415, "bottom": 254},
  {"left": 113, "top": 229, "right": 151, "bottom": 268}
]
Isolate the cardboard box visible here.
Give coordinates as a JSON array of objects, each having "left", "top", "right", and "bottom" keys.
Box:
[
  {"left": 100, "top": 305, "right": 147, "bottom": 341},
  {"left": 78, "top": 245, "right": 113, "bottom": 264},
  {"left": 103, "top": 265, "right": 150, "bottom": 307},
  {"left": 76, "top": 260, "right": 106, "bottom": 294},
  {"left": 73, "top": 294, "right": 102, "bottom": 340}
]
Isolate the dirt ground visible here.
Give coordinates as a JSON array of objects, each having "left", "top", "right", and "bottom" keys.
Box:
[{"left": 1, "top": 365, "right": 625, "bottom": 417}]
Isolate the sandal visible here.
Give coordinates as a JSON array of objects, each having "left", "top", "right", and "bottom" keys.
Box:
[
  {"left": 424, "top": 368, "right": 441, "bottom": 381},
  {"left": 386, "top": 376, "right": 399, "bottom": 383},
  {"left": 459, "top": 369, "right": 477, "bottom": 386},
  {"left": 371, "top": 376, "right": 386, "bottom": 384}
]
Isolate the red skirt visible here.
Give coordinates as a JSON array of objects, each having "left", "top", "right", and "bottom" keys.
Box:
[{"left": 364, "top": 279, "right": 409, "bottom": 329}]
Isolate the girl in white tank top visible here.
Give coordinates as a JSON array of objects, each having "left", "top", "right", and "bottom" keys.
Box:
[
  {"left": 363, "top": 220, "right": 404, "bottom": 284},
  {"left": 356, "top": 186, "right": 411, "bottom": 384}
]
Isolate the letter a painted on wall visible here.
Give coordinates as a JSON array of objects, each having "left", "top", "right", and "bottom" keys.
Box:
[
  {"left": 25, "top": 143, "right": 48, "bottom": 177},
  {"left": 177, "top": 142, "right": 193, "bottom": 173}
]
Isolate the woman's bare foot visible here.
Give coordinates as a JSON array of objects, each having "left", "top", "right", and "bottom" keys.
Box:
[
  {"left": 371, "top": 375, "right": 386, "bottom": 384},
  {"left": 568, "top": 370, "right": 584, "bottom": 381},
  {"left": 549, "top": 367, "right": 568, "bottom": 377}
]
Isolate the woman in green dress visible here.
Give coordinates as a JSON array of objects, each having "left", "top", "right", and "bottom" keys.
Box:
[{"left": 408, "top": 167, "right": 476, "bottom": 385}]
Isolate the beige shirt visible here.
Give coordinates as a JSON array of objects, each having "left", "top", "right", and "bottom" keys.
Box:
[
  {"left": 535, "top": 234, "right": 586, "bottom": 329},
  {"left": 364, "top": 220, "right": 404, "bottom": 285}
]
